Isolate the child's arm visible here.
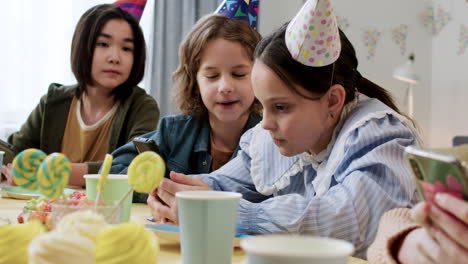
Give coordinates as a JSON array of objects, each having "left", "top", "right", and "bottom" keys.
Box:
[
  {"left": 366, "top": 208, "right": 421, "bottom": 263},
  {"left": 69, "top": 163, "right": 88, "bottom": 187}
]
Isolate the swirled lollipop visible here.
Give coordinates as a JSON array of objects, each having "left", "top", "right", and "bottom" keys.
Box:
[
  {"left": 112, "top": 151, "right": 165, "bottom": 211},
  {"left": 12, "top": 149, "right": 47, "bottom": 190},
  {"left": 128, "top": 151, "right": 165, "bottom": 193},
  {"left": 36, "top": 153, "right": 71, "bottom": 199}
]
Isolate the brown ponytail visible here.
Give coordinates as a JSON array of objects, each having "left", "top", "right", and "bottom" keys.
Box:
[{"left": 357, "top": 77, "right": 399, "bottom": 112}]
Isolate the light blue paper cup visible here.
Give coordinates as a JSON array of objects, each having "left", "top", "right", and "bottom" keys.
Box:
[
  {"left": 177, "top": 191, "right": 242, "bottom": 264},
  {"left": 84, "top": 174, "right": 133, "bottom": 222},
  {"left": 240, "top": 235, "right": 354, "bottom": 264}
]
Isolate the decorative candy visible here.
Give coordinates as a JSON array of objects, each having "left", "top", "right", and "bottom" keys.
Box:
[
  {"left": 37, "top": 153, "right": 71, "bottom": 199},
  {"left": 12, "top": 149, "right": 47, "bottom": 190},
  {"left": 97, "top": 154, "right": 113, "bottom": 195},
  {"left": 95, "top": 154, "right": 113, "bottom": 208},
  {"left": 95, "top": 223, "right": 159, "bottom": 264},
  {"left": 285, "top": 0, "right": 341, "bottom": 67},
  {"left": 28, "top": 230, "right": 96, "bottom": 264},
  {"left": 0, "top": 220, "right": 45, "bottom": 264},
  {"left": 128, "top": 151, "right": 165, "bottom": 193},
  {"left": 56, "top": 210, "right": 109, "bottom": 241}
]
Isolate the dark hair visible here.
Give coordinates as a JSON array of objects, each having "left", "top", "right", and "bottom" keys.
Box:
[
  {"left": 173, "top": 14, "right": 262, "bottom": 118},
  {"left": 255, "top": 23, "right": 401, "bottom": 113},
  {"left": 71, "top": 4, "right": 146, "bottom": 101}
]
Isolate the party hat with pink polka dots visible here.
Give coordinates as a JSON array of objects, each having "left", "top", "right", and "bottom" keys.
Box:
[
  {"left": 286, "top": 0, "right": 341, "bottom": 67},
  {"left": 215, "top": 0, "right": 260, "bottom": 29},
  {"left": 114, "top": 0, "right": 147, "bottom": 23}
]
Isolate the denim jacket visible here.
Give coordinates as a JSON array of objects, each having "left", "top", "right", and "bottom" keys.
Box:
[{"left": 110, "top": 113, "right": 261, "bottom": 202}]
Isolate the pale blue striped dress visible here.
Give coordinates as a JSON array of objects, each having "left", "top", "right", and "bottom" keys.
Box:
[{"left": 196, "top": 94, "right": 422, "bottom": 258}]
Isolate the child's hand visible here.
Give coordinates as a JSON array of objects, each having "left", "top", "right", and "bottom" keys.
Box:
[
  {"left": 147, "top": 171, "right": 211, "bottom": 224},
  {"left": 1, "top": 164, "right": 16, "bottom": 186},
  {"left": 406, "top": 195, "right": 468, "bottom": 264},
  {"left": 425, "top": 193, "right": 468, "bottom": 263},
  {"left": 411, "top": 201, "right": 430, "bottom": 225},
  {"left": 397, "top": 227, "right": 440, "bottom": 264}
]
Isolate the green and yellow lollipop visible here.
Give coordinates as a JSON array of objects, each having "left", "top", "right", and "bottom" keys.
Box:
[
  {"left": 12, "top": 149, "right": 47, "bottom": 190},
  {"left": 36, "top": 153, "right": 71, "bottom": 199},
  {"left": 112, "top": 151, "right": 165, "bottom": 211}
]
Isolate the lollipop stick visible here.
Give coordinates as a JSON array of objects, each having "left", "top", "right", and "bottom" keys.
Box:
[
  {"left": 94, "top": 189, "right": 102, "bottom": 209},
  {"left": 95, "top": 154, "right": 113, "bottom": 210},
  {"left": 94, "top": 189, "right": 102, "bottom": 208},
  {"left": 109, "top": 187, "right": 133, "bottom": 219}
]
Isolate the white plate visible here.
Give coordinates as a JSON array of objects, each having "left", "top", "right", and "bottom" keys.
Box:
[
  {"left": 145, "top": 224, "right": 249, "bottom": 247},
  {"left": 0, "top": 186, "right": 76, "bottom": 200}
]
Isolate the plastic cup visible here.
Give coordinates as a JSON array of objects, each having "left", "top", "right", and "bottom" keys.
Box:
[
  {"left": 177, "top": 191, "right": 241, "bottom": 264},
  {"left": 51, "top": 200, "right": 122, "bottom": 229},
  {"left": 240, "top": 235, "right": 355, "bottom": 264},
  {"left": 84, "top": 174, "right": 133, "bottom": 222}
]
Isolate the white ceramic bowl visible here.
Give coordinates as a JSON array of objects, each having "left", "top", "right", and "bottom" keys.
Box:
[{"left": 240, "top": 235, "right": 354, "bottom": 264}]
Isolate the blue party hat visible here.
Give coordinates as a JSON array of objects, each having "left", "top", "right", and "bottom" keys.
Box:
[{"left": 215, "top": 0, "right": 260, "bottom": 29}]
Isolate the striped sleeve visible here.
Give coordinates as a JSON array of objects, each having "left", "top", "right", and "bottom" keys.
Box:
[{"left": 198, "top": 115, "right": 419, "bottom": 258}]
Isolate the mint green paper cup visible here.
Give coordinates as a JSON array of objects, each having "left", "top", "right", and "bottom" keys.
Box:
[
  {"left": 0, "top": 151, "right": 4, "bottom": 166},
  {"left": 177, "top": 191, "right": 241, "bottom": 264},
  {"left": 84, "top": 174, "right": 133, "bottom": 222}
]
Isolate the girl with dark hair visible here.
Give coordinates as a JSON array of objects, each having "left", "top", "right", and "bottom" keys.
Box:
[
  {"left": 2, "top": 1, "right": 159, "bottom": 186},
  {"left": 148, "top": 0, "right": 421, "bottom": 258}
]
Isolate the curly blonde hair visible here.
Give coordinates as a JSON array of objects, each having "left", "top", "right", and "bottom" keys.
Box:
[{"left": 173, "top": 14, "right": 262, "bottom": 118}]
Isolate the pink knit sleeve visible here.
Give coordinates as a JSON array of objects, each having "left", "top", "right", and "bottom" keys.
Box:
[{"left": 367, "top": 208, "right": 421, "bottom": 264}]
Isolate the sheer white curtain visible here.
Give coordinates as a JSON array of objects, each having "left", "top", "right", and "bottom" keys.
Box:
[{"left": 0, "top": 0, "right": 154, "bottom": 140}]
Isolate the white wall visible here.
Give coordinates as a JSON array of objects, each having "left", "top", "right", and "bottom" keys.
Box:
[
  {"left": 259, "top": 0, "right": 468, "bottom": 148},
  {"left": 430, "top": 0, "right": 468, "bottom": 147}
]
